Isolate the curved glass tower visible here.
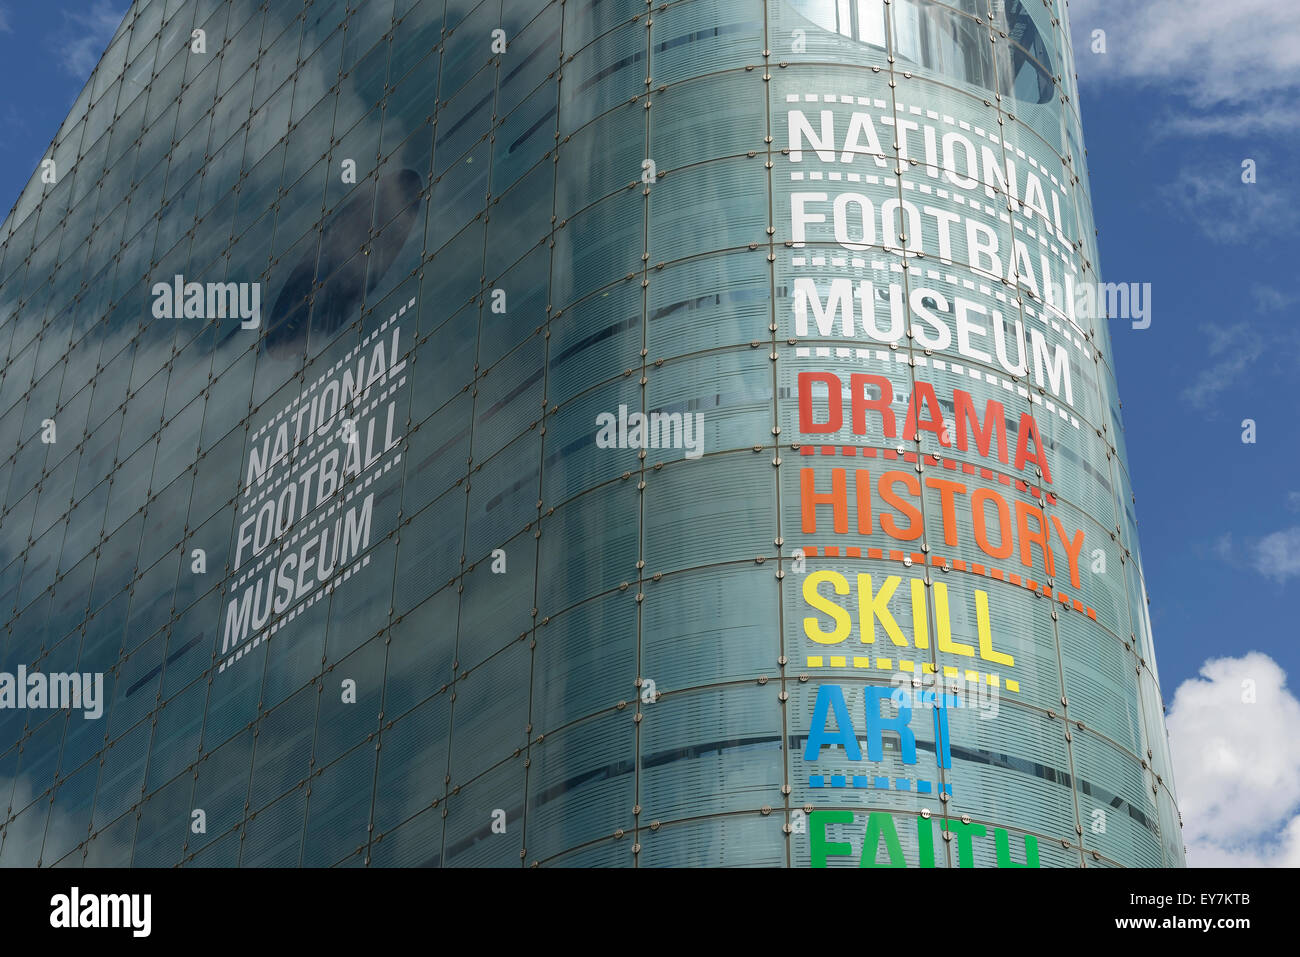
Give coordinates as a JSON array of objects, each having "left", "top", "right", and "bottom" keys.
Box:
[{"left": 0, "top": 0, "right": 1181, "bottom": 867}]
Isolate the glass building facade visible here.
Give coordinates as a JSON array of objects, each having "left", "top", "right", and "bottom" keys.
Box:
[{"left": 0, "top": 0, "right": 1182, "bottom": 868}]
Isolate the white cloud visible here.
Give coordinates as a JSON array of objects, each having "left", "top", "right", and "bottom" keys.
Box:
[
  {"left": 53, "top": 0, "right": 127, "bottom": 79},
  {"left": 1252, "top": 285, "right": 1300, "bottom": 313},
  {"left": 0, "top": 8, "right": 12, "bottom": 34},
  {"left": 1155, "top": 107, "right": 1300, "bottom": 137},
  {"left": 1178, "top": 322, "right": 1264, "bottom": 409},
  {"left": 1167, "top": 653, "right": 1300, "bottom": 866},
  {"left": 1069, "top": 0, "right": 1300, "bottom": 110},
  {"left": 1069, "top": 3, "right": 1300, "bottom": 244},
  {"left": 1213, "top": 502, "right": 1300, "bottom": 583},
  {"left": 1253, "top": 528, "right": 1300, "bottom": 584},
  {"left": 1211, "top": 532, "right": 1234, "bottom": 561},
  {"left": 1159, "top": 165, "right": 1300, "bottom": 245}
]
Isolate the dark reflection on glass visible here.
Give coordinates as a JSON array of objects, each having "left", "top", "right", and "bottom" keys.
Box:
[{"left": 263, "top": 168, "right": 423, "bottom": 360}]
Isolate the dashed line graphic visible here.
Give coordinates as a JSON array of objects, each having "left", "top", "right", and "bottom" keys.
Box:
[
  {"left": 795, "top": 543, "right": 1098, "bottom": 622},
  {"left": 810, "top": 774, "right": 953, "bottom": 795},
  {"left": 795, "top": 444, "right": 1058, "bottom": 504},
  {"left": 781, "top": 92, "right": 1092, "bottom": 348},
  {"left": 248, "top": 297, "right": 413, "bottom": 445},
  {"left": 218, "top": 555, "right": 373, "bottom": 674},
  {"left": 241, "top": 375, "right": 407, "bottom": 515},
  {"left": 786, "top": 250, "right": 1090, "bottom": 359},
  {"left": 786, "top": 93, "right": 1071, "bottom": 225},
  {"left": 217, "top": 299, "right": 413, "bottom": 677},
  {"left": 789, "top": 343, "right": 1082, "bottom": 430},
  {"left": 233, "top": 454, "right": 401, "bottom": 590},
  {"left": 802, "top": 656, "right": 1019, "bottom": 694}
]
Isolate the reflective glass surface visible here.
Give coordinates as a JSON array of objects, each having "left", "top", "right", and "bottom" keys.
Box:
[{"left": 0, "top": 0, "right": 1181, "bottom": 867}]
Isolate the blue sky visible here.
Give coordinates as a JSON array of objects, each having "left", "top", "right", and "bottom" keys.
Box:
[
  {"left": 1, "top": 0, "right": 1298, "bottom": 866},
  {"left": 1069, "top": 0, "right": 1300, "bottom": 866},
  {"left": 0, "top": 0, "right": 128, "bottom": 206}
]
